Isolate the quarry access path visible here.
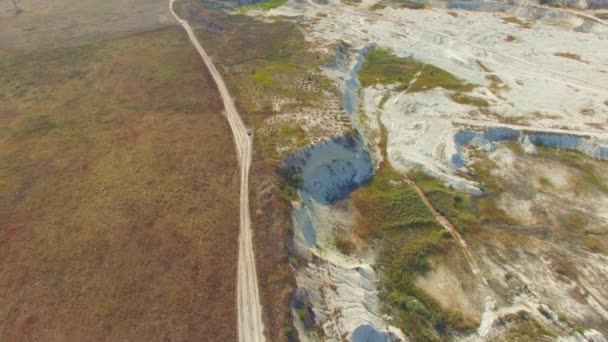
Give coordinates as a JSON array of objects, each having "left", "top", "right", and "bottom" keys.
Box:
[
  {"left": 403, "top": 177, "right": 488, "bottom": 285},
  {"left": 169, "top": 1, "right": 266, "bottom": 341}
]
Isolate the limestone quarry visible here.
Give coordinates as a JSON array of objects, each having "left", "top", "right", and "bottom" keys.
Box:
[
  {"left": 5, "top": 0, "right": 607, "bottom": 340},
  {"left": 235, "top": 0, "right": 608, "bottom": 340}
]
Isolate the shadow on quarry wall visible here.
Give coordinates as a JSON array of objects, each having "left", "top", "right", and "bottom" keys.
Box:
[
  {"left": 342, "top": 44, "right": 376, "bottom": 116},
  {"left": 325, "top": 41, "right": 377, "bottom": 116},
  {"left": 451, "top": 127, "right": 608, "bottom": 168},
  {"left": 447, "top": 1, "right": 515, "bottom": 11},
  {"left": 280, "top": 133, "right": 374, "bottom": 205}
]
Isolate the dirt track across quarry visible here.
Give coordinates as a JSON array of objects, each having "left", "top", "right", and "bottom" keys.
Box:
[{"left": 169, "top": 1, "right": 266, "bottom": 341}]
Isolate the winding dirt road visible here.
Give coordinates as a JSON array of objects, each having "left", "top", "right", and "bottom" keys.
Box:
[{"left": 169, "top": 1, "right": 266, "bottom": 341}]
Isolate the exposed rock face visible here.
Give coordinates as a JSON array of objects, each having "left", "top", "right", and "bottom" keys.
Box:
[
  {"left": 281, "top": 134, "right": 374, "bottom": 204},
  {"left": 451, "top": 128, "right": 608, "bottom": 170}
]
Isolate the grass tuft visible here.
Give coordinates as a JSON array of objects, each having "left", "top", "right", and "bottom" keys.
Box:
[{"left": 554, "top": 52, "right": 586, "bottom": 63}]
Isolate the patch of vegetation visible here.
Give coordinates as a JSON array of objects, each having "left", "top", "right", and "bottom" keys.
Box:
[
  {"left": 540, "top": 0, "right": 567, "bottom": 7},
  {"left": 360, "top": 48, "right": 422, "bottom": 89},
  {"left": 253, "top": 62, "right": 298, "bottom": 85},
  {"left": 465, "top": 155, "right": 521, "bottom": 226},
  {"left": 335, "top": 235, "right": 357, "bottom": 255},
  {"left": 353, "top": 166, "right": 437, "bottom": 237},
  {"left": 537, "top": 176, "right": 553, "bottom": 189},
  {"left": 352, "top": 164, "right": 475, "bottom": 339},
  {"left": 379, "top": 224, "right": 477, "bottom": 340},
  {"left": 379, "top": 94, "right": 390, "bottom": 109},
  {"left": 275, "top": 165, "right": 304, "bottom": 202},
  {"left": 537, "top": 147, "right": 608, "bottom": 194},
  {"left": 360, "top": 48, "right": 473, "bottom": 93},
  {"left": 505, "top": 34, "right": 517, "bottom": 42},
  {"left": 410, "top": 171, "right": 483, "bottom": 234},
  {"left": 393, "top": 0, "right": 428, "bottom": 9},
  {"left": 371, "top": 0, "right": 428, "bottom": 9},
  {"left": 176, "top": 2, "right": 329, "bottom": 115},
  {"left": 351, "top": 119, "right": 477, "bottom": 339},
  {"left": 501, "top": 16, "right": 533, "bottom": 29},
  {"left": 496, "top": 311, "right": 556, "bottom": 341},
  {"left": 409, "top": 64, "right": 474, "bottom": 93},
  {"left": 175, "top": 2, "right": 337, "bottom": 161},
  {"left": 476, "top": 60, "right": 510, "bottom": 96},
  {"left": 259, "top": 122, "right": 309, "bottom": 161},
  {"left": 451, "top": 93, "right": 489, "bottom": 107},
  {"left": 554, "top": 52, "right": 586, "bottom": 63},
  {"left": 283, "top": 325, "right": 294, "bottom": 338},
  {"left": 584, "top": 236, "right": 607, "bottom": 254},
  {"left": 251, "top": 0, "right": 289, "bottom": 10},
  {"left": 370, "top": 1, "right": 387, "bottom": 10}
]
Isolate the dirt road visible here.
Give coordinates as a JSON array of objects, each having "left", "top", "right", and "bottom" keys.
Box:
[{"left": 169, "top": 1, "right": 266, "bottom": 341}]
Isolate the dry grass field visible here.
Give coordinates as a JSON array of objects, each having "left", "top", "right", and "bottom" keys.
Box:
[
  {"left": 0, "top": 0, "right": 172, "bottom": 52},
  {"left": 0, "top": 27, "right": 241, "bottom": 341}
]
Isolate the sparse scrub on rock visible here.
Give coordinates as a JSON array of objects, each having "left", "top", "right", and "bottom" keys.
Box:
[
  {"left": 352, "top": 164, "right": 477, "bottom": 339},
  {"left": 501, "top": 16, "right": 533, "bottom": 29},
  {"left": 451, "top": 93, "right": 489, "bottom": 107},
  {"left": 410, "top": 171, "right": 485, "bottom": 234},
  {"left": 554, "top": 52, "right": 586, "bottom": 63}
]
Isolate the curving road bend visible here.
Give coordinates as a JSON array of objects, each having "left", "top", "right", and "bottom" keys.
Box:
[{"left": 169, "top": 1, "right": 266, "bottom": 341}]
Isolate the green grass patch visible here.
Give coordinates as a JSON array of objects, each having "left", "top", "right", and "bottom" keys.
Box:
[
  {"left": 274, "top": 163, "right": 304, "bottom": 202},
  {"left": 409, "top": 65, "right": 474, "bottom": 93},
  {"left": 359, "top": 48, "right": 422, "bottom": 89},
  {"left": 352, "top": 165, "right": 475, "bottom": 339},
  {"left": 249, "top": 0, "right": 288, "bottom": 10},
  {"left": 353, "top": 166, "right": 436, "bottom": 237},
  {"left": 392, "top": 0, "right": 428, "bottom": 9},
  {"left": 371, "top": 0, "right": 428, "bottom": 9},
  {"left": 351, "top": 116, "right": 476, "bottom": 339},
  {"left": 253, "top": 61, "right": 298, "bottom": 85},
  {"left": 451, "top": 93, "right": 489, "bottom": 107},
  {"left": 410, "top": 171, "right": 483, "bottom": 234},
  {"left": 378, "top": 224, "right": 476, "bottom": 339},
  {"left": 359, "top": 48, "right": 473, "bottom": 93},
  {"left": 259, "top": 122, "right": 309, "bottom": 161}
]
